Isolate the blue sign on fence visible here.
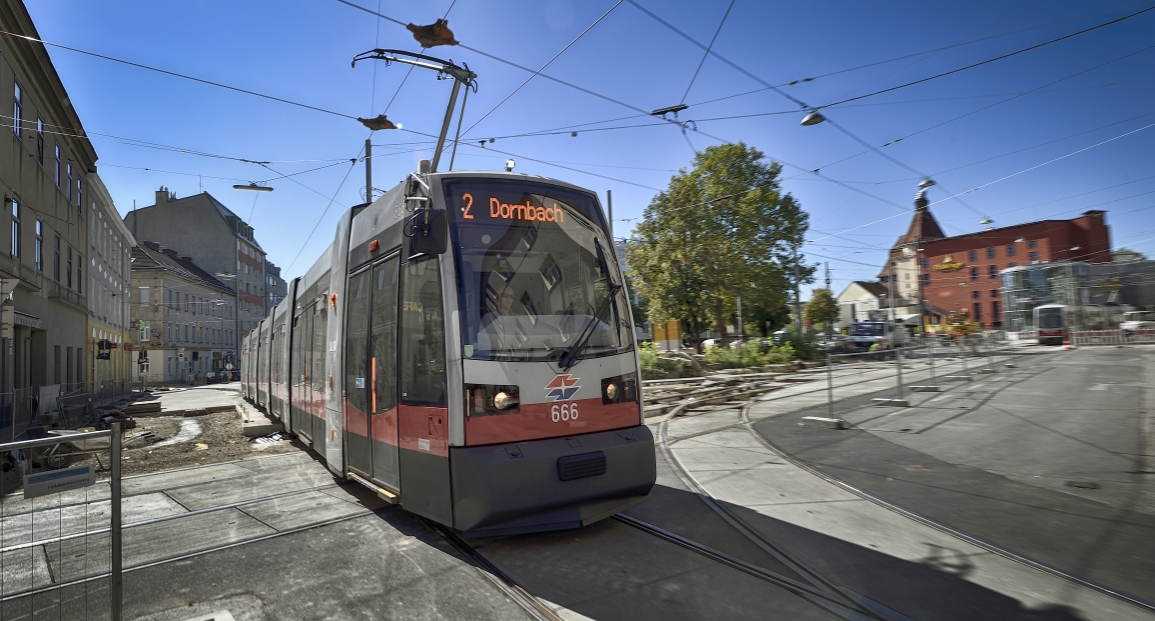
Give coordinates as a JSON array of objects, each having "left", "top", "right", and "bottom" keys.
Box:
[{"left": 24, "top": 465, "right": 96, "bottom": 499}]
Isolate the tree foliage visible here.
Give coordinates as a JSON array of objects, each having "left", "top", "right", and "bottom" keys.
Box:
[
  {"left": 804, "top": 288, "right": 839, "bottom": 333},
  {"left": 625, "top": 143, "right": 813, "bottom": 348}
]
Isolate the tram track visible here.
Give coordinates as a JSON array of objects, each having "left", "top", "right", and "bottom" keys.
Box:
[
  {"left": 650, "top": 346, "right": 1155, "bottom": 618},
  {"left": 735, "top": 370, "right": 1155, "bottom": 615}
]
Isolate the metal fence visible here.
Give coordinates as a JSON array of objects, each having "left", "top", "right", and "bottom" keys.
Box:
[
  {"left": 0, "top": 424, "right": 123, "bottom": 621},
  {"left": 1071, "top": 328, "right": 1155, "bottom": 346},
  {"left": 821, "top": 333, "right": 1010, "bottom": 420}
]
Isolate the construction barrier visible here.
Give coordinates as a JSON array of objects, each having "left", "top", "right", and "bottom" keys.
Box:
[{"left": 1071, "top": 328, "right": 1155, "bottom": 346}]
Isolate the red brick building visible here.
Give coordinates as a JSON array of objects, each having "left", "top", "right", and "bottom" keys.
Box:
[{"left": 881, "top": 193, "right": 1110, "bottom": 328}]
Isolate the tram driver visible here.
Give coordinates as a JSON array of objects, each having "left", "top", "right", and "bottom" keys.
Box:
[{"left": 478, "top": 284, "right": 524, "bottom": 352}]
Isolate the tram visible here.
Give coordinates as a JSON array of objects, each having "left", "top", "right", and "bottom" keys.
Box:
[{"left": 242, "top": 165, "right": 655, "bottom": 537}]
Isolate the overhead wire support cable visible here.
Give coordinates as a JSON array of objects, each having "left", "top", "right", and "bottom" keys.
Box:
[
  {"left": 818, "top": 4, "right": 1155, "bottom": 109},
  {"left": 0, "top": 30, "right": 360, "bottom": 121},
  {"left": 459, "top": 0, "right": 625, "bottom": 138},
  {"left": 679, "top": 0, "right": 735, "bottom": 104}
]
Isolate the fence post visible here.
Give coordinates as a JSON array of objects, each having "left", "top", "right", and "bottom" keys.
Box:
[
  {"left": 895, "top": 345, "right": 904, "bottom": 400},
  {"left": 110, "top": 421, "right": 123, "bottom": 621},
  {"left": 929, "top": 340, "right": 936, "bottom": 387},
  {"left": 826, "top": 352, "right": 835, "bottom": 419}
]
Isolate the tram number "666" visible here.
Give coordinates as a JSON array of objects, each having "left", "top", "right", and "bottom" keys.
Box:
[{"left": 550, "top": 403, "right": 579, "bottom": 423}]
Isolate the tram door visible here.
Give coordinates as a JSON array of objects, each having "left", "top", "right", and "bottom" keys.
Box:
[{"left": 343, "top": 255, "right": 401, "bottom": 490}]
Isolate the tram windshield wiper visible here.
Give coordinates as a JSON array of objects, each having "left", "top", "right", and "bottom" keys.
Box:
[{"left": 559, "top": 239, "right": 621, "bottom": 370}]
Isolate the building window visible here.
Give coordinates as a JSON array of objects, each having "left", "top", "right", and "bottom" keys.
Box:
[
  {"left": 1029, "top": 251, "right": 1038, "bottom": 261},
  {"left": 76, "top": 180, "right": 83, "bottom": 217},
  {"left": 35, "top": 117, "right": 43, "bottom": 166},
  {"left": 1008, "top": 262, "right": 1017, "bottom": 268},
  {"left": 988, "top": 265, "right": 996, "bottom": 278},
  {"left": 986, "top": 247, "right": 995, "bottom": 259},
  {"left": 34, "top": 220, "right": 42, "bottom": 271},
  {"left": 972, "top": 290, "right": 980, "bottom": 300},
  {"left": 184, "top": 293, "right": 189, "bottom": 311},
  {"left": 9, "top": 196, "right": 19, "bottom": 258},
  {"left": 76, "top": 253, "right": 82, "bottom": 294},
  {"left": 992, "top": 301, "right": 1001, "bottom": 325},
  {"left": 54, "top": 234, "right": 60, "bottom": 281},
  {"left": 970, "top": 266, "right": 978, "bottom": 281},
  {"left": 54, "top": 144, "right": 61, "bottom": 187},
  {"left": 66, "top": 164, "right": 73, "bottom": 203},
  {"left": 1028, "top": 240, "right": 1036, "bottom": 249},
  {"left": 968, "top": 250, "right": 977, "bottom": 262},
  {"left": 973, "top": 303, "right": 983, "bottom": 323},
  {"left": 67, "top": 246, "right": 73, "bottom": 288},
  {"left": 990, "top": 289, "right": 998, "bottom": 298},
  {"left": 922, "top": 274, "right": 930, "bottom": 287},
  {"left": 12, "top": 80, "right": 21, "bottom": 136},
  {"left": 1006, "top": 244, "right": 1016, "bottom": 257}
]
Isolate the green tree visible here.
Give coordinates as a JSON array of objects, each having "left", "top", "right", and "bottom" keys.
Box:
[
  {"left": 626, "top": 142, "right": 813, "bottom": 350},
  {"left": 804, "top": 288, "right": 839, "bottom": 334}
]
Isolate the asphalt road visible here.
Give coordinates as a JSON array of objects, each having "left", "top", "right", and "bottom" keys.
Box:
[{"left": 756, "top": 345, "right": 1155, "bottom": 603}]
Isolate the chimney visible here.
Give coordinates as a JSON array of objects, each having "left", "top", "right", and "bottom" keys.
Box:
[
  {"left": 161, "top": 248, "right": 178, "bottom": 259},
  {"left": 155, "top": 186, "right": 169, "bottom": 206}
]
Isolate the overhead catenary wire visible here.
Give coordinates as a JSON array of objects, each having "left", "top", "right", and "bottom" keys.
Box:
[
  {"left": 0, "top": 30, "right": 360, "bottom": 121},
  {"left": 285, "top": 156, "right": 361, "bottom": 272},
  {"left": 816, "top": 42, "right": 1155, "bottom": 174},
  {"left": 818, "top": 4, "right": 1155, "bottom": 109},
  {"left": 459, "top": 0, "right": 625, "bottom": 139},
  {"left": 679, "top": 0, "right": 735, "bottom": 105},
  {"left": 826, "top": 0, "right": 1050, "bottom": 104}
]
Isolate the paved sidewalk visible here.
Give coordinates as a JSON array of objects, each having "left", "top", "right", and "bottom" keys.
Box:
[{"left": 660, "top": 347, "right": 1154, "bottom": 621}]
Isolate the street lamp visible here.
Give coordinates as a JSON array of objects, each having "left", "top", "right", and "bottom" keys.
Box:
[
  {"left": 233, "top": 183, "right": 273, "bottom": 192},
  {"left": 800, "top": 109, "right": 826, "bottom": 126}
]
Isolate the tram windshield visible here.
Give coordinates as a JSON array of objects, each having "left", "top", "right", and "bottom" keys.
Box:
[{"left": 443, "top": 178, "right": 632, "bottom": 362}]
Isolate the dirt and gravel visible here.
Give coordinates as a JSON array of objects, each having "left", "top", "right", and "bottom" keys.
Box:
[{"left": 1, "top": 386, "right": 303, "bottom": 488}]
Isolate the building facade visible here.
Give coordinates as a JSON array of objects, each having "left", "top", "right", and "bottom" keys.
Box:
[
  {"left": 882, "top": 185, "right": 1112, "bottom": 328},
  {"left": 0, "top": 0, "right": 95, "bottom": 395},
  {"left": 130, "top": 242, "right": 236, "bottom": 383},
  {"left": 86, "top": 175, "right": 135, "bottom": 394},
  {"left": 265, "top": 260, "right": 286, "bottom": 311},
  {"left": 123, "top": 189, "right": 267, "bottom": 362}
]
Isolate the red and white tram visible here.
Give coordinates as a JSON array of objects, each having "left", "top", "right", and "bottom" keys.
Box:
[{"left": 243, "top": 167, "right": 655, "bottom": 536}]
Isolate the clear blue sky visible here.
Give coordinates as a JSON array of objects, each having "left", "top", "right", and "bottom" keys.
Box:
[{"left": 27, "top": 0, "right": 1155, "bottom": 295}]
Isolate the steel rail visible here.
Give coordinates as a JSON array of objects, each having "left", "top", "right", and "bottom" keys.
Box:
[
  {"left": 737, "top": 394, "right": 1155, "bottom": 615},
  {"left": 0, "top": 483, "right": 338, "bottom": 554},
  {"left": 0, "top": 509, "right": 377, "bottom": 602},
  {"left": 653, "top": 415, "right": 900, "bottom": 620},
  {"left": 420, "top": 518, "right": 565, "bottom": 621},
  {"left": 611, "top": 514, "right": 883, "bottom": 620}
]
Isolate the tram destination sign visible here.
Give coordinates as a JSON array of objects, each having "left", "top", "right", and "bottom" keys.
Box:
[{"left": 24, "top": 464, "right": 96, "bottom": 499}]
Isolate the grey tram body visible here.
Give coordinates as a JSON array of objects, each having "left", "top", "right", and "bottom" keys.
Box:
[{"left": 242, "top": 170, "right": 655, "bottom": 536}]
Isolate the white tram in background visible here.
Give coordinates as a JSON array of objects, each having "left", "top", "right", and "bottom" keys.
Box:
[{"left": 242, "top": 166, "right": 655, "bottom": 537}]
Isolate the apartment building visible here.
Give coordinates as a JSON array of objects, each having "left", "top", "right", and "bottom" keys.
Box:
[
  {"left": 130, "top": 241, "right": 236, "bottom": 383},
  {"left": 124, "top": 189, "right": 267, "bottom": 363},
  {"left": 0, "top": 0, "right": 95, "bottom": 394},
  {"left": 86, "top": 175, "right": 135, "bottom": 393}
]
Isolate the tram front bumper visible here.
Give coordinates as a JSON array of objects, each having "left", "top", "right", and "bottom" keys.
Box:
[{"left": 450, "top": 424, "right": 656, "bottom": 537}]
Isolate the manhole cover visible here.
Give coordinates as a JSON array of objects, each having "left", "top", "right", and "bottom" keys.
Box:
[{"left": 1065, "top": 481, "right": 1100, "bottom": 489}]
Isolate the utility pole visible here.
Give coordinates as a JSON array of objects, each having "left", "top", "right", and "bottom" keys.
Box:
[
  {"left": 365, "top": 138, "right": 373, "bottom": 204},
  {"left": 824, "top": 261, "right": 831, "bottom": 289},
  {"left": 607, "top": 190, "right": 613, "bottom": 240},
  {"left": 793, "top": 246, "right": 804, "bottom": 336},
  {"left": 736, "top": 296, "right": 743, "bottom": 340}
]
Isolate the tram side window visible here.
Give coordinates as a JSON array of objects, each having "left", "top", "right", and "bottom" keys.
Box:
[
  {"left": 312, "top": 298, "right": 327, "bottom": 393},
  {"left": 292, "top": 310, "right": 309, "bottom": 388},
  {"left": 372, "top": 257, "right": 399, "bottom": 413},
  {"left": 400, "top": 255, "right": 446, "bottom": 407},
  {"left": 345, "top": 270, "right": 372, "bottom": 414}
]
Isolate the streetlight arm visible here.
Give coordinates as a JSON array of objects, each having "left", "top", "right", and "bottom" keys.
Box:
[{"left": 351, "top": 49, "right": 476, "bottom": 85}]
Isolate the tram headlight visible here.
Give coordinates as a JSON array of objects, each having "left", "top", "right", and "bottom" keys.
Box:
[
  {"left": 493, "top": 391, "right": 519, "bottom": 410},
  {"left": 466, "top": 384, "right": 520, "bottom": 416},
  {"left": 601, "top": 373, "right": 637, "bottom": 404}
]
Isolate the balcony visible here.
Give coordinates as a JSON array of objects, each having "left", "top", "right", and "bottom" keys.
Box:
[{"left": 46, "top": 280, "right": 86, "bottom": 311}]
